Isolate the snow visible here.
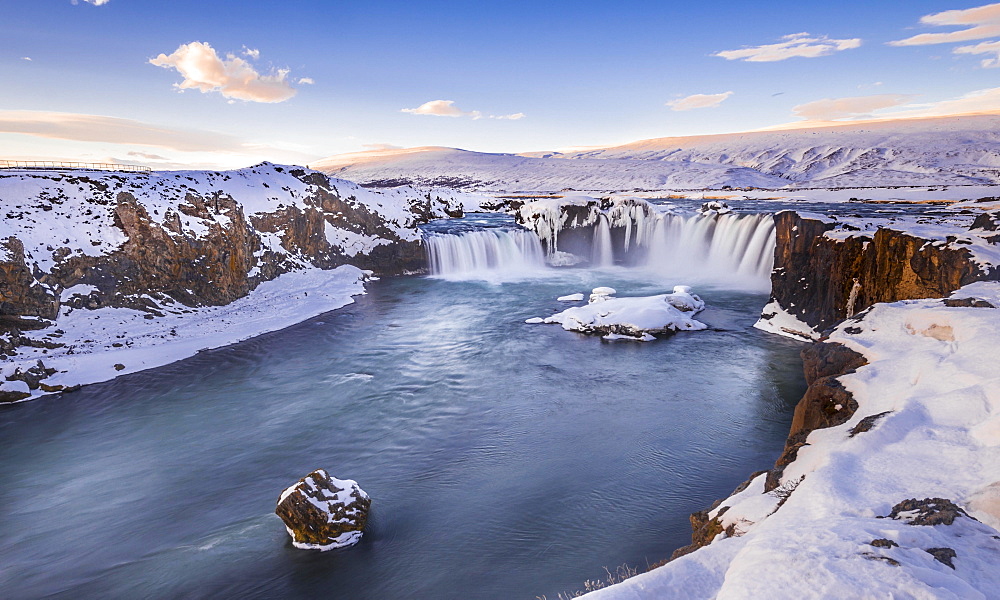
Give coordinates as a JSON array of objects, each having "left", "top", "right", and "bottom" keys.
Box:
[
  {"left": 0, "top": 162, "right": 471, "bottom": 275},
  {"left": 753, "top": 299, "right": 822, "bottom": 342},
  {"left": 315, "top": 115, "right": 1000, "bottom": 192},
  {"left": 6, "top": 266, "right": 368, "bottom": 402},
  {"left": 59, "top": 284, "right": 98, "bottom": 302},
  {"left": 279, "top": 469, "right": 370, "bottom": 551},
  {"left": 557, "top": 293, "right": 584, "bottom": 302},
  {"left": 530, "top": 287, "right": 707, "bottom": 339},
  {"left": 588, "top": 283, "right": 1000, "bottom": 599}
]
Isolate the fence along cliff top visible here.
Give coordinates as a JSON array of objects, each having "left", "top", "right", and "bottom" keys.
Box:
[{"left": 0, "top": 160, "right": 151, "bottom": 173}]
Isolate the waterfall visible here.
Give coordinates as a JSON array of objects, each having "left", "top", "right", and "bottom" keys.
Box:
[
  {"left": 641, "top": 212, "right": 776, "bottom": 281},
  {"left": 424, "top": 229, "right": 546, "bottom": 277},
  {"left": 591, "top": 215, "right": 614, "bottom": 267}
]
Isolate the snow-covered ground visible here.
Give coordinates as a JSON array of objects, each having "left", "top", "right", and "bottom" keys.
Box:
[
  {"left": 586, "top": 283, "right": 1000, "bottom": 599},
  {"left": 0, "top": 266, "right": 369, "bottom": 402},
  {"left": 316, "top": 115, "right": 1000, "bottom": 192}
]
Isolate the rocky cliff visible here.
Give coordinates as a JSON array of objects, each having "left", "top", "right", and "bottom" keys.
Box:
[{"left": 0, "top": 163, "right": 469, "bottom": 399}]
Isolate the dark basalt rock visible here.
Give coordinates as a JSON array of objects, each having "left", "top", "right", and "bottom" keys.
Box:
[
  {"left": 275, "top": 469, "right": 371, "bottom": 550},
  {"left": 870, "top": 538, "right": 899, "bottom": 548},
  {"left": 885, "top": 498, "right": 970, "bottom": 526},
  {"left": 925, "top": 547, "right": 957, "bottom": 569},
  {"left": 848, "top": 411, "right": 893, "bottom": 438},
  {"left": 943, "top": 297, "right": 995, "bottom": 308}
]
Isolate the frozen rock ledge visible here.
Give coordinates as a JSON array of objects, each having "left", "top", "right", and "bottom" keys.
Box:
[{"left": 275, "top": 469, "right": 371, "bottom": 551}]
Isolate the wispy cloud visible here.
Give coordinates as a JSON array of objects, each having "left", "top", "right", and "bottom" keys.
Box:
[
  {"left": 889, "top": 3, "right": 1000, "bottom": 46},
  {"left": 715, "top": 33, "right": 861, "bottom": 62},
  {"left": 954, "top": 40, "right": 1000, "bottom": 67},
  {"left": 880, "top": 87, "right": 1000, "bottom": 119},
  {"left": 21, "top": 57, "right": 32, "bottom": 61},
  {"left": 792, "top": 94, "right": 915, "bottom": 121},
  {"left": 242, "top": 46, "right": 260, "bottom": 60},
  {"left": 666, "top": 91, "right": 733, "bottom": 111},
  {"left": 149, "top": 41, "right": 297, "bottom": 103},
  {"left": 0, "top": 110, "right": 247, "bottom": 153},
  {"left": 297, "top": 77, "right": 315, "bottom": 85},
  {"left": 72, "top": 0, "right": 111, "bottom": 5},
  {"left": 401, "top": 99, "right": 523, "bottom": 120}
]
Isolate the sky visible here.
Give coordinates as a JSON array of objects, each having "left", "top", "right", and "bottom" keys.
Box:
[{"left": 3, "top": 0, "right": 1000, "bottom": 169}]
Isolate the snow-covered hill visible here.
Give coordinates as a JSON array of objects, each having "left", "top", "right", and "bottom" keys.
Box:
[
  {"left": 312, "top": 147, "right": 790, "bottom": 192},
  {"left": 316, "top": 115, "right": 1000, "bottom": 191}
]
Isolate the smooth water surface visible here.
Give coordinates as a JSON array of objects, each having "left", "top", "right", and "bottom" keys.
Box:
[{"left": 0, "top": 270, "right": 806, "bottom": 599}]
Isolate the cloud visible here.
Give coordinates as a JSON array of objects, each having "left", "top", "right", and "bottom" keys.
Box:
[
  {"left": 297, "top": 77, "right": 315, "bottom": 85},
  {"left": 0, "top": 110, "right": 248, "bottom": 153},
  {"left": 889, "top": 3, "right": 1000, "bottom": 46},
  {"left": 126, "top": 151, "right": 170, "bottom": 161},
  {"left": 72, "top": 0, "right": 111, "bottom": 5},
  {"left": 715, "top": 33, "right": 861, "bottom": 62},
  {"left": 149, "top": 41, "right": 297, "bottom": 103},
  {"left": 401, "top": 99, "right": 523, "bottom": 120},
  {"left": 666, "top": 91, "right": 734, "bottom": 111},
  {"left": 242, "top": 47, "right": 260, "bottom": 60},
  {"left": 792, "top": 94, "right": 915, "bottom": 121},
  {"left": 881, "top": 86, "right": 1000, "bottom": 119},
  {"left": 955, "top": 40, "right": 1000, "bottom": 67}
]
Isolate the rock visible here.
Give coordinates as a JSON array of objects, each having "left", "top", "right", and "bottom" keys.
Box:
[
  {"left": 870, "top": 538, "right": 899, "bottom": 548},
  {"left": 589, "top": 287, "right": 616, "bottom": 303},
  {"left": 943, "top": 297, "right": 995, "bottom": 308},
  {"left": 275, "top": 469, "right": 371, "bottom": 550},
  {"left": 886, "top": 498, "right": 970, "bottom": 526},
  {"left": 768, "top": 212, "right": 992, "bottom": 333},
  {"left": 925, "top": 547, "right": 957, "bottom": 569},
  {"left": 0, "top": 380, "right": 31, "bottom": 403},
  {"left": 698, "top": 200, "right": 732, "bottom": 214},
  {"left": 113, "top": 364, "right": 125, "bottom": 371},
  {"left": 848, "top": 411, "right": 893, "bottom": 437}
]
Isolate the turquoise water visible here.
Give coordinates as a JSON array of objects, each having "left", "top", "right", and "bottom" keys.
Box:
[{"left": 0, "top": 269, "right": 805, "bottom": 599}]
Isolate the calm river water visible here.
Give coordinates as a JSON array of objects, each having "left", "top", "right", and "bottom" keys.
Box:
[{"left": 0, "top": 266, "right": 805, "bottom": 599}]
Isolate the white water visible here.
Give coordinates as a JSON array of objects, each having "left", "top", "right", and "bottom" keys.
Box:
[
  {"left": 592, "top": 215, "right": 614, "bottom": 267},
  {"left": 424, "top": 229, "right": 546, "bottom": 278},
  {"left": 426, "top": 210, "right": 776, "bottom": 289}
]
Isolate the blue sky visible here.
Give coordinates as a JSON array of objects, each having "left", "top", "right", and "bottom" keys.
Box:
[{"left": 3, "top": 0, "right": 1000, "bottom": 168}]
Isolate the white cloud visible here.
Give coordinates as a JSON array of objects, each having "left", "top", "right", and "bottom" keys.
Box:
[
  {"left": 149, "top": 41, "right": 297, "bottom": 103},
  {"left": 21, "top": 57, "right": 31, "bottom": 61},
  {"left": 889, "top": 3, "right": 1000, "bottom": 46},
  {"left": 715, "top": 33, "right": 861, "bottom": 62},
  {"left": 881, "top": 87, "right": 1000, "bottom": 119},
  {"left": 792, "top": 94, "right": 915, "bottom": 121},
  {"left": 297, "top": 77, "right": 315, "bottom": 85},
  {"left": 0, "top": 110, "right": 247, "bottom": 153},
  {"left": 242, "top": 46, "right": 260, "bottom": 60},
  {"left": 401, "top": 99, "right": 523, "bottom": 120},
  {"left": 666, "top": 91, "right": 733, "bottom": 111},
  {"left": 955, "top": 40, "right": 1000, "bottom": 67},
  {"left": 73, "top": 0, "right": 111, "bottom": 5}
]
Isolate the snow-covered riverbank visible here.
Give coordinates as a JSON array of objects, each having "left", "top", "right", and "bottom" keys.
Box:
[
  {"left": 0, "top": 266, "right": 368, "bottom": 402},
  {"left": 585, "top": 287, "right": 1000, "bottom": 599}
]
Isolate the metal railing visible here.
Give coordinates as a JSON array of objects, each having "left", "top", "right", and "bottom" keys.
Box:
[{"left": 0, "top": 160, "right": 151, "bottom": 173}]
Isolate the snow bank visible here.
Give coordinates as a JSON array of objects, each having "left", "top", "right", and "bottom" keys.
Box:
[
  {"left": 587, "top": 283, "right": 1000, "bottom": 599},
  {"left": 4, "top": 266, "right": 368, "bottom": 401}
]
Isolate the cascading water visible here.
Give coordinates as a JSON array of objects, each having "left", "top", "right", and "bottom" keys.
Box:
[
  {"left": 424, "top": 229, "right": 546, "bottom": 277},
  {"left": 591, "top": 215, "right": 614, "bottom": 267},
  {"left": 640, "top": 213, "right": 776, "bottom": 282}
]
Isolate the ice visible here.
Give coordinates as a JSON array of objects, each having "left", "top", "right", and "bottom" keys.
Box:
[{"left": 530, "top": 288, "right": 706, "bottom": 339}]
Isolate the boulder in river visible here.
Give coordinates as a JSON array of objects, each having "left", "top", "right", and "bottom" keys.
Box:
[{"left": 275, "top": 469, "right": 371, "bottom": 550}]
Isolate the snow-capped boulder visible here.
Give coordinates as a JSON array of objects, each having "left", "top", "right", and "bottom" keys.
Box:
[
  {"left": 529, "top": 288, "right": 707, "bottom": 340},
  {"left": 698, "top": 200, "right": 732, "bottom": 215},
  {"left": 275, "top": 469, "right": 371, "bottom": 550},
  {"left": 589, "top": 287, "right": 617, "bottom": 303}
]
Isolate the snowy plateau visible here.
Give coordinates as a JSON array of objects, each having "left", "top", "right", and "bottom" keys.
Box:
[{"left": 315, "top": 114, "right": 1000, "bottom": 192}]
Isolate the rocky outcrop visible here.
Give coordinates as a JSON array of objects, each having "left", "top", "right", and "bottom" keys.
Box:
[
  {"left": 0, "top": 164, "right": 466, "bottom": 389},
  {"left": 275, "top": 469, "right": 371, "bottom": 550},
  {"left": 768, "top": 211, "right": 995, "bottom": 333}
]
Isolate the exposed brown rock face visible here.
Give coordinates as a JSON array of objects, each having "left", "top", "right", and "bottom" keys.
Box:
[
  {"left": 0, "top": 237, "right": 59, "bottom": 320},
  {"left": 769, "top": 211, "right": 993, "bottom": 333},
  {"left": 275, "top": 469, "right": 371, "bottom": 550}
]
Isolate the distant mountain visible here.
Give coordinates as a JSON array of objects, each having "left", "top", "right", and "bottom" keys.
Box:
[{"left": 314, "top": 114, "right": 1000, "bottom": 191}]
